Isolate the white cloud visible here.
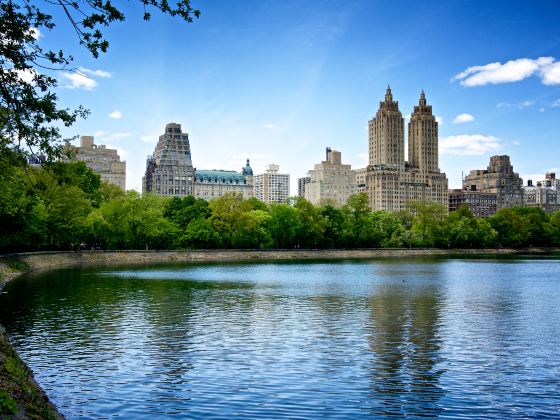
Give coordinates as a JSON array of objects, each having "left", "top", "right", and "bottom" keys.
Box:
[
  {"left": 540, "top": 107, "right": 545, "bottom": 112},
  {"left": 109, "top": 110, "right": 123, "bottom": 119},
  {"left": 60, "top": 67, "right": 111, "bottom": 90},
  {"left": 513, "top": 140, "right": 520, "bottom": 145},
  {"left": 60, "top": 71, "right": 98, "bottom": 90},
  {"left": 435, "top": 116, "right": 443, "bottom": 125},
  {"left": 497, "top": 100, "right": 534, "bottom": 109},
  {"left": 440, "top": 134, "right": 501, "bottom": 156},
  {"left": 541, "top": 61, "right": 560, "bottom": 85},
  {"left": 15, "top": 69, "right": 36, "bottom": 84},
  {"left": 453, "top": 113, "right": 475, "bottom": 123},
  {"left": 552, "top": 99, "right": 560, "bottom": 107},
  {"left": 452, "top": 57, "right": 560, "bottom": 86},
  {"left": 28, "top": 27, "right": 43, "bottom": 40},
  {"left": 263, "top": 123, "right": 277, "bottom": 129},
  {"left": 94, "top": 131, "right": 109, "bottom": 137},
  {"left": 78, "top": 67, "right": 111, "bottom": 78}
]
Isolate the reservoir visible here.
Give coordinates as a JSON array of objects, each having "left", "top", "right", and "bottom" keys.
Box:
[{"left": 1, "top": 257, "right": 560, "bottom": 418}]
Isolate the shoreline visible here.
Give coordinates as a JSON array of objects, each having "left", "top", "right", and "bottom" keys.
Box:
[
  {"left": 3, "top": 247, "right": 560, "bottom": 281},
  {"left": 1, "top": 247, "right": 559, "bottom": 418}
]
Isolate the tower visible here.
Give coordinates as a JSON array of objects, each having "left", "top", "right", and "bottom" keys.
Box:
[
  {"left": 408, "top": 90, "right": 439, "bottom": 173},
  {"left": 368, "top": 85, "right": 404, "bottom": 169},
  {"left": 143, "top": 122, "right": 195, "bottom": 196}
]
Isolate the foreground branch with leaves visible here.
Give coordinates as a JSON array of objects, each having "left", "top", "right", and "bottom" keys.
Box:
[{"left": 0, "top": 0, "right": 199, "bottom": 163}]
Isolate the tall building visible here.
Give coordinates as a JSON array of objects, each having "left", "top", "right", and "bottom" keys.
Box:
[
  {"left": 304, "top": 148, "right": 358, "bottom": 206},
  {"left": 64, "top": 135, "right": 126, "bottom": 190},
  {"left": 143, "top": 122, "right": 195, "bottom": 196},
  {"left": 194, "top": 160, "right": 254, "bottom": 200},
  {"left": 365, "top": 86, "right": 448, "bottom": 211},
  {"left": 298, "top": 175, "right": 311, "bottom": 197},
  {"left": 463, "top": 155, "right": 523, "bottom": 209},
  {"left": 254, "top": 164, "right": 290, "bottom": 204}
]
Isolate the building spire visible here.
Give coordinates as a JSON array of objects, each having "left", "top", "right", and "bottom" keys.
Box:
[
  {"left": 419, "top": 89, "right": 426, "bottom": 107},
  {"left": 385, "top": 84, "right": 393, "bottom": 103}
]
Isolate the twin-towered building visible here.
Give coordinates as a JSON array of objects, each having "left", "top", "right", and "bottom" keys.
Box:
[
  {"left": 365, "top": 87, "right": 448, "bottom": 211},
  {"left": 299, "top": 87, "right": 448, "bottom": 210}
]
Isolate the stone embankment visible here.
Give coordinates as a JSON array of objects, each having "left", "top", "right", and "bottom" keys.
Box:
[
  {"left": 3, "top": 247, "right": 558, "bottom": 276},
  {"left": 0, "top": 247, "right": 559, "bottom": 418}
]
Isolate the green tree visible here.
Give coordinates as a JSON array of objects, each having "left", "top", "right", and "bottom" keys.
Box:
[
  {"left": 547, "top": 211, "right": 560, "bottom": 246},
  {"left": 446, "top": 206, "right": 479, "bottom": 248},
  {"left": 320, "top": 205, "right": 346, "bottom": 248},
  {"left": 488, "top": 208, "right": 528, "bottom": 247},
  {"left": 267, "top": 203, "right": 299, "bottom": 249},
  {"left": 182, "top": 218, "right": 220, "bottom": 248},
  {"left": 409, "top": 201, "right": 448, "bottom": 247},
  {"left": 293, "top": 197, "right": 325, "bottom": 248},
  {"left": 371, "top": 211, "right": 408, "bottom": 248},
  {"left": 341, "top": 193, "right": 374, "bottom": 247}
]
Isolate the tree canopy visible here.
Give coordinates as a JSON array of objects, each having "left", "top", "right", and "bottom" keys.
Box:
[{"left": 3, "top": 161, "right": 560, "bottom": 252}]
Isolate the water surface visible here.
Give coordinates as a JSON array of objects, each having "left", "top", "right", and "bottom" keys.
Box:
[{"left": 1, "top": 257, "right": 560, "bottom": 418}]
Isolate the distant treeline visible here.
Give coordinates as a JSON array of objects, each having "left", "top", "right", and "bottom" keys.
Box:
[{"left": 2, "top": 159, "right": 560, "bottom": 252}]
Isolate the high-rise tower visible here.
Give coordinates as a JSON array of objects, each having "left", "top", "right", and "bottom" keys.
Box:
[
  {"left": 369, "top": 85, "right": 405, "bottom": 169},
  {"left": 142, "top": 122, "right": 195, "bottom": 196},
  {"left": 408, "top": 90, "right": 439, "bottom": 173},
  {"left": 365, "top": 87, "right": 448, "bottom": 212}
]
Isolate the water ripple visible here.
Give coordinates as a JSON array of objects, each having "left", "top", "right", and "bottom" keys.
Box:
[{"left": 0, "top": 259, "right": 559, "bottom": 418}]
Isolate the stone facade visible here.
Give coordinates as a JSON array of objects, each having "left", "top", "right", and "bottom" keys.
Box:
[
  {"left": 448, "top": 188, "right": 498, "bottom": 217},
  {"left": 254, "top": 164, "right": 290, "bottom": 204},
  {"left": 365, "top": 87, "right": 448, "bottom": 212},
  {"left": 463, "top": 155, "right": 523, "bottom": 209},
  {"left": 304, "top": 148, "right": 357, "bottom": 206},
  {"left": 64, "top": 136, "right": 126, "bottom": 190},
  {"left": 355, "top": 167, "right": 367, "bottom": 193},
  {"left": 143, "top": 122, "right": 195, "bottom": 196}
]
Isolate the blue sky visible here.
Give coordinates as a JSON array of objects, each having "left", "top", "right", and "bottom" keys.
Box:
[{"left": 38, "top": 0, "right": 560, "bottom": 191}]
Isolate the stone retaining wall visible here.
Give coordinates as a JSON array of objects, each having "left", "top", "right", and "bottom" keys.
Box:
[{"left": 3, "top": 247, "right": 559, "bottom": 276}]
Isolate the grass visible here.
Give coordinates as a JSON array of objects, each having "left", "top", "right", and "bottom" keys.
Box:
[
  {"left": 2, "top": 257, "right": 30, "bottom": 272},
  {"left": 0, "top": 329, "right": 62, "bottom": 419}
]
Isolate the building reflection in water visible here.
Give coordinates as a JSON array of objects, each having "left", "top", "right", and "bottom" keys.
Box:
[{"left": 366, "top": 282, "right": 444, "bottom": 416}]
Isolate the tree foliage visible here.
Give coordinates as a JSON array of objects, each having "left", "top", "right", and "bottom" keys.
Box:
[{"left": 3, "top": 161, "right": 560, "bottom": 252}]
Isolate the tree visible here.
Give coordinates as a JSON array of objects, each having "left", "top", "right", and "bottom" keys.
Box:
[
  {"left": 1, "top": 0, "right": 199, "bottom": 163},
  {"left": 267, "top": 203, "right": 298, "bottom": 249},
  {"left": 320, "top": 205, "right": 345, "bottom": 248},
  {"left": 488, "top": 208, "right": 528, "bottom": 247},
  {"left": 293, "top": 197, "right": 325, "bottom": 248},
  {"left": 409, "top": 201, "right": 448, "bottom": 247},
  {"left": 341, "top": 193, "right": 373, "bottom": 247}
]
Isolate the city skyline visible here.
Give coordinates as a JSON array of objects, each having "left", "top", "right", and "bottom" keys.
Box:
[{"left": 41, "top": 0, "right": 560, "bottom": 192}]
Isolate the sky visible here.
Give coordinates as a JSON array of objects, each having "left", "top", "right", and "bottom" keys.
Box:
[{"left": 36, "top": 0, "right": 560, "bottom": 191}]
